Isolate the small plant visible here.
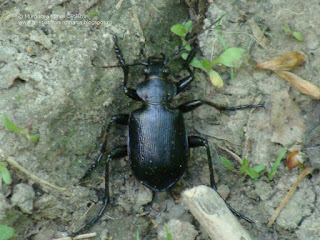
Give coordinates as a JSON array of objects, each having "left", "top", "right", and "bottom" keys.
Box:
[
  {"left": 239, "top": 158, "right": 265, "bottom": 182},
  {"left": 0, "top": 162, "right": 12, "bottom": 186},
  {"left": 171, "top": 16, "right": 246, "bottom": 88},
  {"left": 170, "top": 20, "right": 192, "bottom": 51},
  {"left": 136, "top": 226, "right": 172, "bottom": 240},
  {"left": 220, "top": 157, "right": 265, "bottom": 182},
  {"left": 1, "top": 115, "right": 39, "bottom": 143},
  {"left": 164, "top": 226, "right": 172, "bottom": 240},
  {"left": 268, "top": 148, "right": 288, "bottom": 181},
  {"left": 283, "top": 23, "right": 304, "bottom": 42},
  {"left": 220, "top": 157, "right": 235, "bottom": 171},
  {"left": 0, "top": 224, "right": 15, "bottom": 240}
]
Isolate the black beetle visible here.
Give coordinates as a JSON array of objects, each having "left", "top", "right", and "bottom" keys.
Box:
[{"left": 71, "top": 34, "right": 263, "bottom": 236}]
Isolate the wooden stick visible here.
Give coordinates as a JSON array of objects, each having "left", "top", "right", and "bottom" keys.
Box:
[
  {"left": 182, "top": 185, "right": 252, "bottom": 240},
  {"left": 267, "top": 167, "right": 311, "bottom": 227}
]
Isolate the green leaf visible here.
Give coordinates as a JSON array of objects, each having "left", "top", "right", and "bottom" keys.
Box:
[
  {"left": 171, "top": 24, "right": 188, "bottom": 37},
  {"left": 210, "top": 57, "right": 220, "bottom": 66},
  {"left": 216, "top": 15, "right": 228, "bottom": 50},
  {"left": 217, "top": 14, "right": 226, "bottom": 26},
  {"left": 190, "top": 58, "right": 207, "bottom": 72},
  {"left": 230, "top": 68, "right": 235, "bottom": 81},
  {"left": 240, "top": 158, "right": 249, "bottom": 175},
  {"left": 268, "top": 148, "right": 288, "bottom": 181},
  {"left": 215, "top": 48, "right": 245, "bottom": 68},
  {"left": 252, "top": 165, "right": 266, "bottom": 173},
  {"left": 182, "top": 40, "right": 191, "bottom": 51},
  {"left": 165, "top": 226, "right": 172, "bottom": 240},
  {"left": 0, "top": 162, "right": 7, "bottom": 167},
  {"left": 201, "top": 59, "right": 212, "bottom": 71},
  {"left": 26, "top": 134, "right": 40, "bottom": 143},
  {"left": 185, "top": 20, "right": 192, "bottom": 32},
  {"left": 293, "top": 31, "right": 304, "bottom": 41},
  {"left": 283, "top": 23, "right": 292, "bottom": 35},
  {"left": 88, "top": 10, "right": 99, "bottom": 16},
  {"left": 136, "top": 231, "right": 140, "bottom": 240},
  {"left": 217, "top": 32, "right": 228, "bottom": 50},
  {"left": 0, "top": 166, "right": 12, "bottom": 185},
  {"left": 0, "top": 225, "right": 15, "bottom": 240},
  {"left": 2, "top": 115, "right": 39, "bottom": 143},
  {"left": 209, "top": 70, "right": 223, "bottom": 88},
  {"left": 1, "top": 115, "right": 24, "bottom": 134},
  {"left": 220, "top": 157, "right": 235, "bottom": 170},
  {"left": 181, "top": 53, "right": 188, "bottom": 60},
  {"left": 246, "top": 168, "right": 260, "bottom": 181}
]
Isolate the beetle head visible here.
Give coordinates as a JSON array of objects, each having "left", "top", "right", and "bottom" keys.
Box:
[
  {"left": 142, "top": 55, "right": 170, "bottom": 80},
  {"left": 136, "top": 78, "right": 176, "bottom": 103}
]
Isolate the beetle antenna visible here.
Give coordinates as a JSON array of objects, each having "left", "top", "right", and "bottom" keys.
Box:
[{"left": 101, "top": 62, "right": 147, "bottom": 68}]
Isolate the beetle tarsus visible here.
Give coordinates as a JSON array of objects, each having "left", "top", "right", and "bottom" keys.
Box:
[{"left": 188, "top": 135, "right": 254, "bottom": 224}]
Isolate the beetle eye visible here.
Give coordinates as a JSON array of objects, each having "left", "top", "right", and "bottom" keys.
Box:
[
  {"left": 163, "top": 67, "right": 170, "bottom": 75},
  {"left": 144, "top": 68, "right": 151, "bottom": 74}
]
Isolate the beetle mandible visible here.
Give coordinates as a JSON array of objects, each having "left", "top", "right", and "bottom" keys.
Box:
[{"left": 71, "top": 34, "right": 263, "bottom": 236}]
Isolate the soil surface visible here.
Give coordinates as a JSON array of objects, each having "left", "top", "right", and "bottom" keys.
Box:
[{"left": 0, "top": 1, "right": 319, "bottom": 240}]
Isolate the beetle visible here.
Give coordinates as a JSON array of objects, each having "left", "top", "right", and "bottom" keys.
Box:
[{"left": 71, "top": 34, "right": 263, "bottom": 236}]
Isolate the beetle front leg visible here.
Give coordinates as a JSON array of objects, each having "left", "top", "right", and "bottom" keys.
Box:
[
  {"left": 72, "top": 145, "right": 128, "bottom": 237},
  {"left": 179, "top": 99, "right": 264, "bottom": 113},
  {"left": 80, "top": 114, "right": 129, "bottom": 182},
  {"left": 176, "top": 48, "right": 196, "bottom": 94},
  {"left": 113, "top": 35, "right": 142, "bottom": 101}
]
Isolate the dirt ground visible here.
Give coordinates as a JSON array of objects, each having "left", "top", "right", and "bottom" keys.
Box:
[{"left": 0, "top": 0, "right": 319, "bottom": 240}]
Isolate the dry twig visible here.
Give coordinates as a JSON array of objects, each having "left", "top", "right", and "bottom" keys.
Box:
[
  {"left": 115, "top": 0, "right": 124, "bottom": 10},
  {"left": 52, "top": 232, "right": 97, "bottom": 240},
  {"left": 0, "top": 148, "right": 71, "bottom": 196},
  {"left": 267, "top": 167, "right": 311, "bottom": 227}
]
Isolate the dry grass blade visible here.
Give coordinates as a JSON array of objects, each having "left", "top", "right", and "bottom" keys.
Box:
[
  {"left": 0, "top": 148, "right": 71, "bottom": 196},
  {"left": 267, "top": 167, "right": 311, "bottom": 227},
  {"left": 276, "top": 70, "right": 320, "bottom": 99},
  {"left": 255, "top": 52, "right": 307, "bottom": 71},
  {"left": 52, "top": 232, "right": 97, "bottom": 240}
]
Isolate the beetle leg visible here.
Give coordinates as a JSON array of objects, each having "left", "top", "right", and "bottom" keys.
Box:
[
  {"left": 179, "top": 99, "right": 264, "bottom": 113},
  {"left": 113, "top": 34, "right": 142, "bottom": 101},
  {"left": 80, "top": 114, "right": 129, "bottom": 182},
  {"left": 188, "top": 136, "right": 254, "bottom": 224},
  {"left": 176, "top": 48, "right": 196, "bottom": 94},
  {"left": 72, "top": 145, "right": 128, "bottom": 237},
  {"left": 188, "top": 136, "right": 216, "bottom": 189}
]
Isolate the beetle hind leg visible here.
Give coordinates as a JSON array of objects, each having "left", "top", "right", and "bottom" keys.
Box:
[
  {"left": 188, "top": 136, "right": 216, "bottom": 189},
  {"left": 71, "top": 145, "right": 127, "bottom": 237},
  {"left": 188, "top": 136, "right": 254, "bottom": 224}
]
